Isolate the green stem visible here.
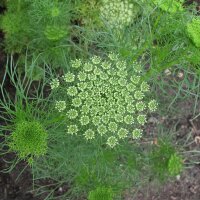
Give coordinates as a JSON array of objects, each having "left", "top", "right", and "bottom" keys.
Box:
[{"left": 17, "top": 0, "right": 21, "bottom": 12}]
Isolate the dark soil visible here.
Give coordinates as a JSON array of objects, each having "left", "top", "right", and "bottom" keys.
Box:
[{"left": 125, "top": 111, "right": 200, "bottom": 200}]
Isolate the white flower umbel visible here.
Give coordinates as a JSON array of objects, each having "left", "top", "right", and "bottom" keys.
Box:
[
  {"left": 54, "top": 54, "right": 157, "bottom": 147},
  {"left": 100, "top": 0, "right": 139, "bottom": 29}
]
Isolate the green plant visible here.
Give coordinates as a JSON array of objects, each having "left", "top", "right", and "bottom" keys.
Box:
[
  {"left": 168, "top": 153, "right": 183, "bottom": 176},
  {"left": 0, "top": 55, "right": 58, "bottom": 167},
  {"left": 150, "top": 140, "right": 181, "bottom": 181},
  {"left": 88, "top": 186, "right": 114, "bottom": 200},
  {"left": 9, "top": 121, "right": 47, "bottom": 165},
  {"left": 187, "top": 17, "right": 200, "bottom": 48},
  {"left": 0, "top": 0, "right": 71, "bottom": 67},
  {"left": 152, "top": 0, "right": 183, "bottom": 13},
  {"left": 51, "top": 54, "right": 157, "bottom": 147},
  {"left": 32, "top": 132, "right": 145, "bottom": 199},
  {"left": 0, "top": 0, "right": 30, "bottom": 53}
]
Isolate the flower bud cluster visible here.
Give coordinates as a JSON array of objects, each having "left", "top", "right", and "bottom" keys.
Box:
[
  {"left": 100, "top": 0, "right": 138, "bottom": 29},
  {"left": 9, "top": 121, "right": 48, "bottom": 164},
  {"left": 51, "top": 54, "right": 157, "bottom": 148}
]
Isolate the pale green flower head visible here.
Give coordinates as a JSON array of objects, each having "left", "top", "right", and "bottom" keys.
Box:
[
  {"left": 80, "top": 115, "right": 90, "bottom": 126},
  {"left": 118, "top": 128, "right": 128, "bottom": 139},
  {"left": 137, "top": 114, "right": 147, "bottom": 125},
  {"left": 100, "top": 0, "right": 140, "bottom": 30},
  {"left": 97, "top": 125, "right": 107, "bottom": 136},
  {"left": 84, "top": 129, "right": 95, "bottom": 140},
  {"left": 55, "top": 100, "right": 66, "bottom": 112},
  {"left": 67, "top": 86, "right": 78, "bottom": 96},
  {"left": 63, "top": 72, "right": 75, "bottom": 83},
  {"left": 106, "top": 136, "right": 118, "bottom": 148},
  {"left": 71, "top": 59, "right": 82, "bottom": 68},
  {"left": 68, "top": 109, "right": 78, "bottom": 119},
  {"left": 136, "top": 101, "right": 146, "bottom": 111},
  {"left": 91, "top": 55, "right": 101, "bottom": 64},
  {"left": 50, "top": 78, "right": 59, "bottom": 90},
  {"left": 132, "top": 128, "right": 143, "bottom": 139},
  {"left": 54, "top": 53, "right": 157, "bottom": 147},
  {"left": 148, "top": 99, "right": 158, "bottom": 112},
  {"left": 68, "top": 124, "right": 78, "bottom": 135}
]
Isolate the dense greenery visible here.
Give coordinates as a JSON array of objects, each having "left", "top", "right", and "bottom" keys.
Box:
[{"left": 0, "top": 0, "right": 200, "bottom": 200}]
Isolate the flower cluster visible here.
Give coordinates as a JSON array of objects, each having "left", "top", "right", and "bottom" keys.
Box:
[
  {"left": 153, "top": 0, "right": 183, "bottom": 13},
  {"left": 9, "top": 121, "right": 48, "bottom": 164},
  {"left": 52, "top": 54, "right": 157, "bottom": 148},
  {"left": 100, "top": 0, "right": 139, "bottom": 29},
  {"left": 187, "top": 17, "right": 200, "bottom": 48}
]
